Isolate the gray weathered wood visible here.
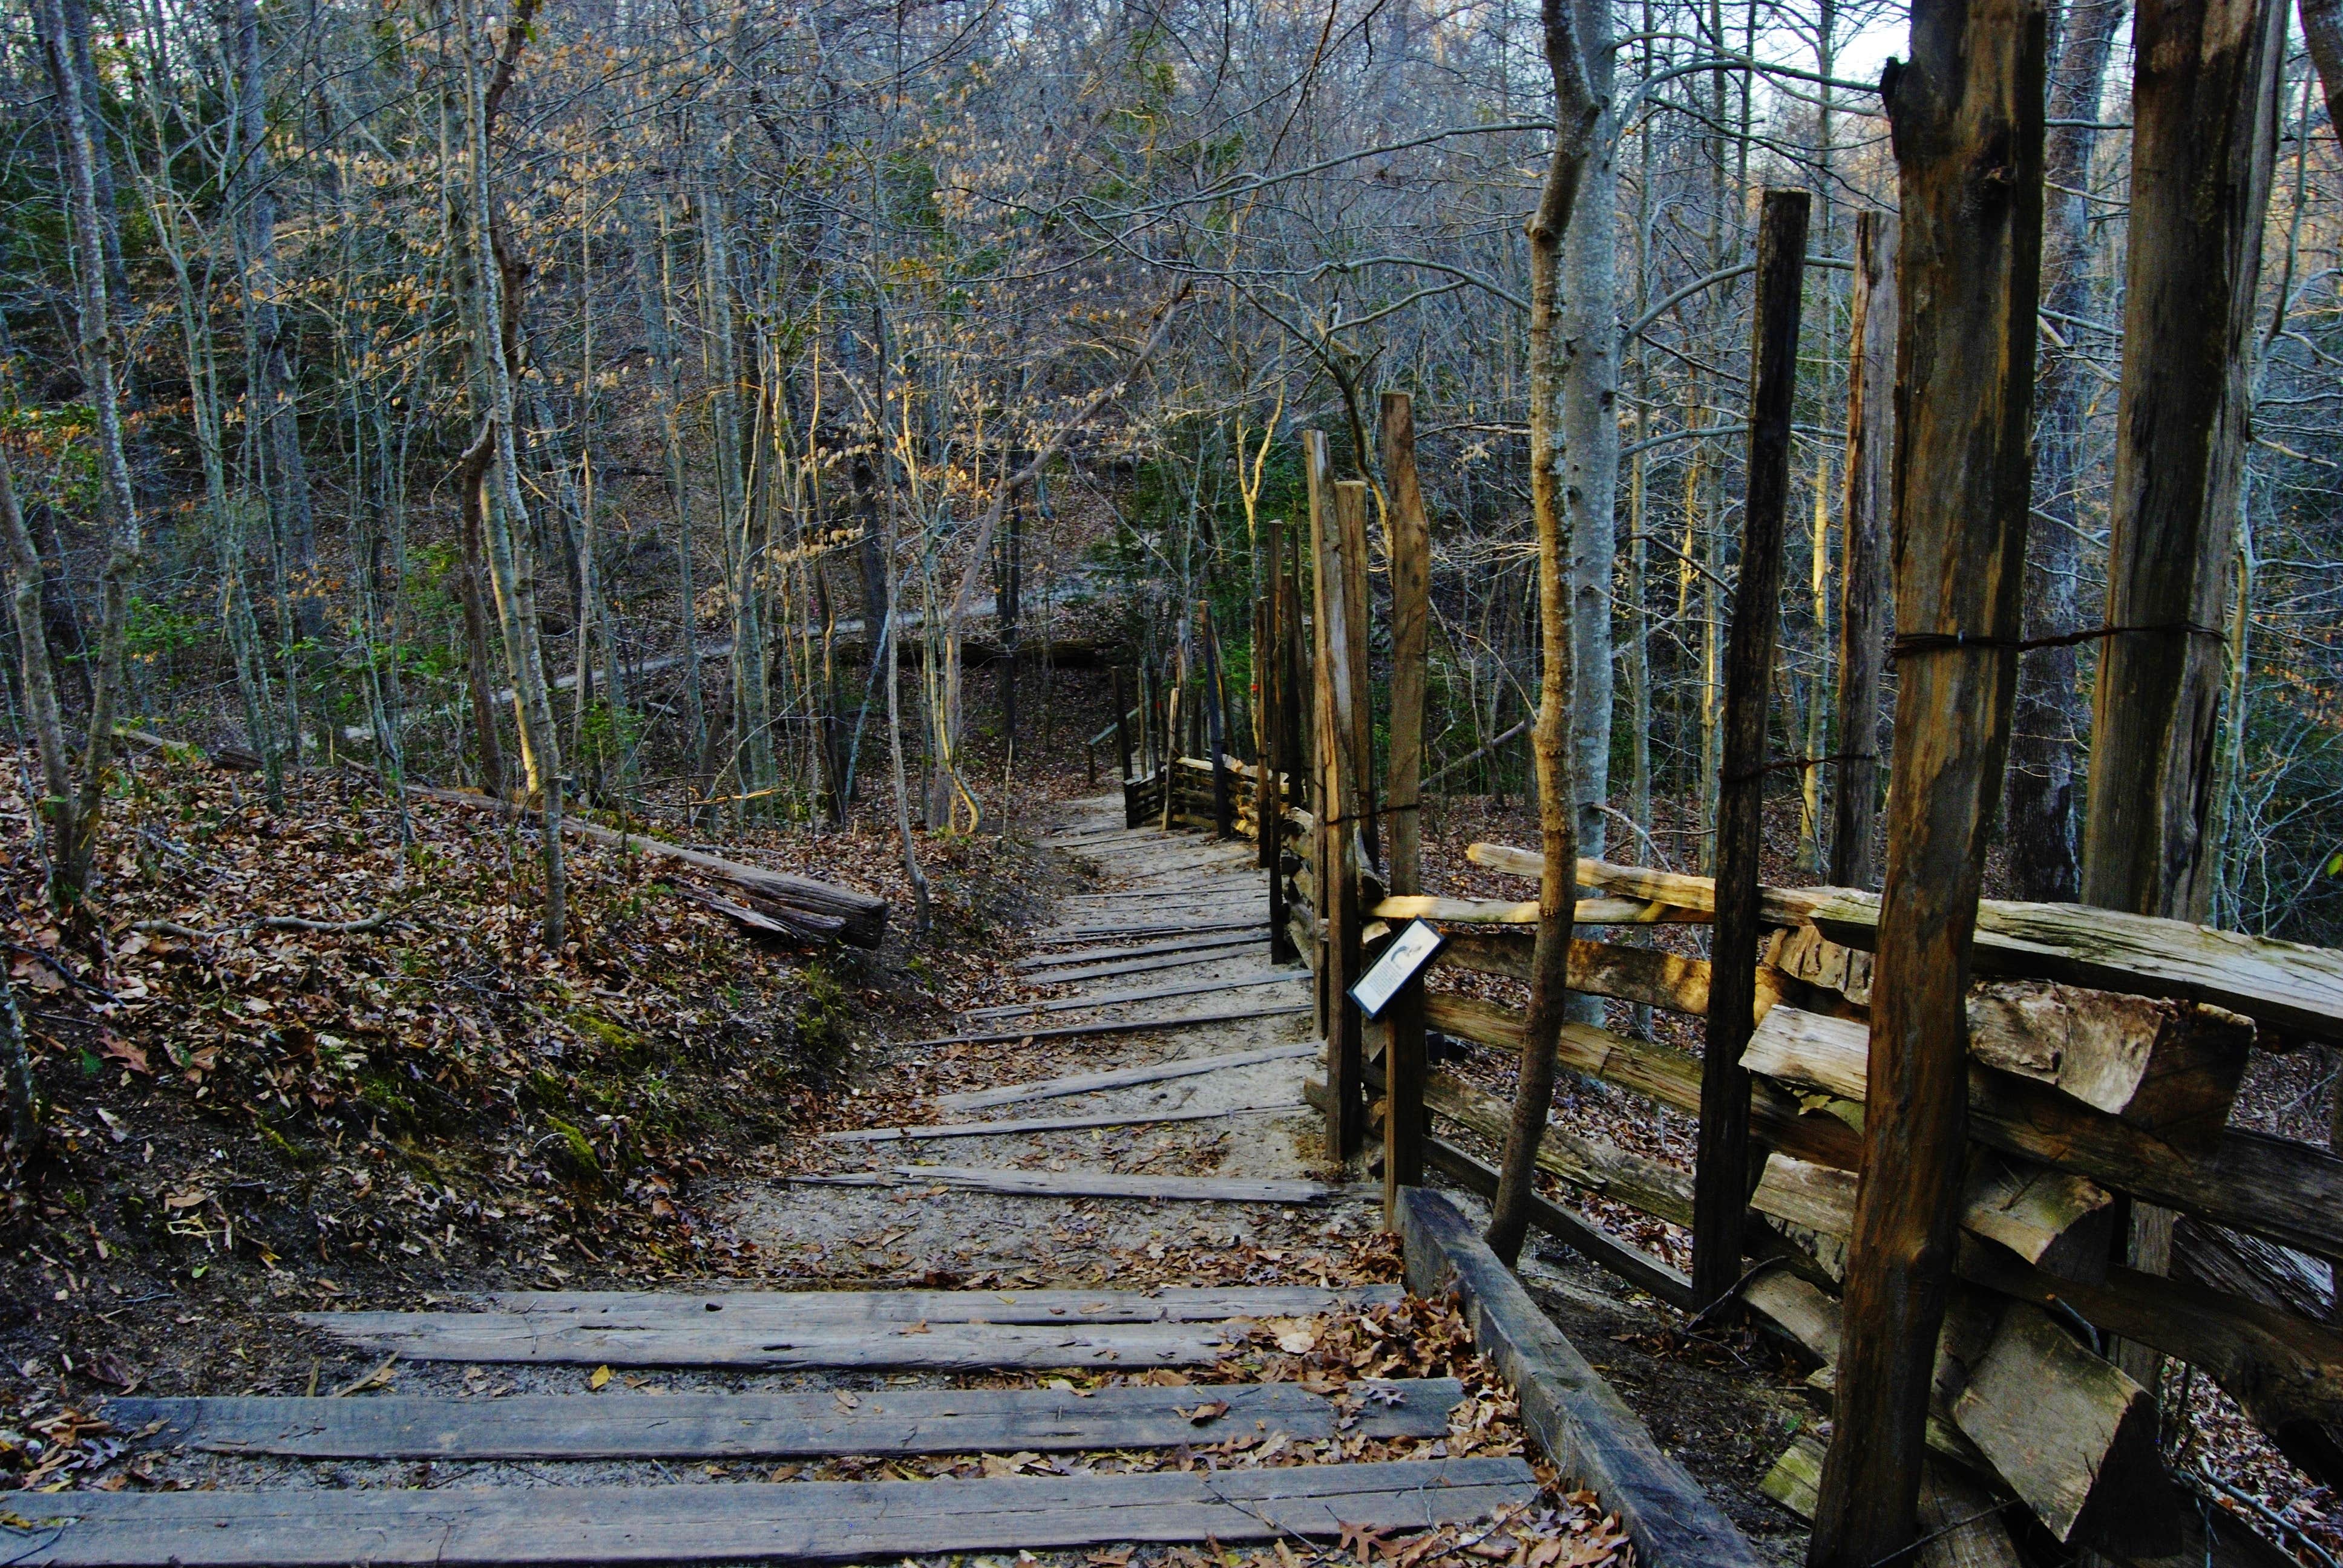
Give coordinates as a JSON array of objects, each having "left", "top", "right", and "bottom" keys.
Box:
[
  {"left": 109, "top": 1378, "right": 1460, "bottom": 1460},
  {"left": 805, "top": 1166, "right": 1334, "bottom": 1204},
  {"left": 476, "top": 1285, "right": 1400, "bottom": 1325},
  {"left": 1831, "top": 209, "right": 1897, "bottom": 892},
  {"left": 4, "top": 1457, "right": 1539, "bottom": 1566},
  {"left": 965, "top": 970, "right": 1304, "bottom": 1019},
  {"left": 822, "top": 1105, "right": 1296, "bottom": 1143},
  {"left": 1397, "top": 1188, "right": 1760, "bottom": 1568},
  {"left": 296, "top": 1316, "right": 1240, "bottom": 1370},
  {"left": 1034, "top": 918, "right": 1267, "bottom": 942},
  {"left": 938, "top": 1042, "right": 1319, "bottom": 1112},
  {"left": 1018, "top": 947, "right": 1272, "bottom": 985},
  {"left": 902, "top": 1002, "right": 1311, "bottom": 1053},
  {"left": 1017, "top": 932, "right": 1264, "bottom": 969}
]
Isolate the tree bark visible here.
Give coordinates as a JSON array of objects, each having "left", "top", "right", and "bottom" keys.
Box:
[
  {"left": 1485, "top": 0, "right": 1601, "bottom": 1267},
  {"left": 1693, "top": 189, "right": 1807, "bottom": 1310},
  {"left": 1804, "top": 0, "right": 2047, "bottom": 1552},
  {"left": 2080, "top": 0, "right": 2286, "bottom": 924},
  {"left": 1830, "top": 211, "right": 1896, "bottom": 892},
  {"left": 2003, "top": 0, "right": 2126, "bottom": 901},
  {"left": 2304, "top": 0, "right": 2343, "bottom": 142}
]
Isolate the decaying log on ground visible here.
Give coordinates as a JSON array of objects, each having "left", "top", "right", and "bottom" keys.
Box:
[{"left": 410, "top": 786, "right": 887, "bottom": 946}]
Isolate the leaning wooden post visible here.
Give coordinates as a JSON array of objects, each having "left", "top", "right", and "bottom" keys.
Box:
[
  {"left": 2079, "top": 0, "right": 2284, "bottom": 1393},
  {"left": 1692, "top": 189, "right": 1809, "bottom": 1311},
  {"left": 1805, "top": 0, "right": 2046, "bottom": 1558},
  {"left": 1380, "top": 392, "right": 1431, "bottom": 1220},
  {"left": 1830, "top": 211, "right": 1897, "bottom": 892},
  {"left": 1308, "top": 433, "right": 1369, "bottom": 1161}
]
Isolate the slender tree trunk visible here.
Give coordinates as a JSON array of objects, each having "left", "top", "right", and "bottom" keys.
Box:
[
  {"left": 455, "top": 0, "right": 564, "bottom": 947},
  {"left": 36, "top": 0, "right": 142, "bottom": 907},
  {"left": 0, "top": 445, "right": 73, "bottom": 881},
  {"left": 1486, "top": 0, "right": 1601, "bottom": 1267},
  {"left": 2004, "top": 0, "right": 2126, "bottom": 900}
]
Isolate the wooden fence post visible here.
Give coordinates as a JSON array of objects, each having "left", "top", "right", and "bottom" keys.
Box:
[
  {"left": 2079, "top": 0, "right": 2284, "bottom": 1397},
  {"left": 1272, "top": 549, "right": 1305, "bottom": 967},
  {"left": 1204, "top": 603, "right": 1234, "bottom": 838},
  {"left": 1805, "top": 0, "right": 2046, "bottom": 1558},
  {"left": 1307, "top": 433, "right": 1369, "bottom": 1160},
  {"left": 1381, "top": 392, "right": 1430, "bottom": 1219},
  {"left": 1112, "top": 668, "right": 1133, "bottom": 783},
  {"left": 1830, "top": 210, "right": 1896, "bottom": 892},
  {"left": 1693, "top": 189, "right": 1809, "bottom": 1311}
]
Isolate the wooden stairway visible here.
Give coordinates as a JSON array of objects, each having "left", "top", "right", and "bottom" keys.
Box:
[{"left": 19, "top": 1288, "right": 1529, "bottom": 1566}]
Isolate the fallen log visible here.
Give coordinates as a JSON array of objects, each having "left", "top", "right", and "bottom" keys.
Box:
[
  {"left": 1434, "top": 932, "right": 1715, "bottom": 1016},
  {"left": 409, "top": 786, "right": 887, "bottom": 947}
]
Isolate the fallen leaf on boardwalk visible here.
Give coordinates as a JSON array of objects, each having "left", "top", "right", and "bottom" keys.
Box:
[
  {"left": 588, "top": 1365, "right": 612, "bottom": 1390},
  {"left": 1139, "top": 1369, "right": 1190, "bottom": 1387},
  {"left": 1265, "top": 1316, "right": 1320, "bottom": 1353},
  {"left": 1176, "top": 1400, "right": 1229, "bottom": 1426}
]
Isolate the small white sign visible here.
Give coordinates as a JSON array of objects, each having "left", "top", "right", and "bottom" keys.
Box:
[{"left": 1348, "top": 918, "right": 1446, "bottom": 1021}]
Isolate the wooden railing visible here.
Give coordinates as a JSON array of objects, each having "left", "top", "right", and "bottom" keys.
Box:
[{"left": 1126, "top": 748, "right": 2343, "bottom": 1556}]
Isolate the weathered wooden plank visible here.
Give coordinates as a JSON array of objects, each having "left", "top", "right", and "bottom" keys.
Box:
[
  {"left": 5, "top": 1458, "right": 1539, "bottom": 1566},
  {"left": 1371, "top": 893, "right": 1694, "bottom": 926},
  {"left": 1033, "top": 918, "right": 1267, "bottom": 942},
  {"left": 295, "top": 1316, "right": 1242, "bottom": 1370},
  {"left": 1417, "top": 1137, "right": 1695, "bottom": 1313},
  {"left": 477, "top": 1285, "right": 1400, "bottom": 1325},
  {"left": 1437, "top": 931, "right": 1714, "bottom": 1018},
  {"left": 822, "top": 1105, "right": 1293, "bottom": 1143},
  {"left": 1810, "top": 893, "right": 2343, "bottom": 1044},
  {"left": 819, "top": 1166, "right": 1334, "bottom": 1204},
  {"left": 965, "top": 970, "right": 1305, "bottom": 1019},
  {"left": 1397, "top": 1187, "right": 1761, "bottom": 1568},
  {"left": 1023, "top": 947, "right": 1267, "bottom": 984},
  {"left": 1464, "top": 844, "right": 1829, "bottom": 926},
  {"left": 902, "top": 1002, "right": 1312, "bottom": 1053},
  {"left": 937, "top": 1042, "right": 1319, "bottom": 1112},
  {"left": 1017, "top": 932, "right": 1263, "bottom": 969},
  {"left": 109, "top": 1379, "right": 1461, "bottom": 1460}
]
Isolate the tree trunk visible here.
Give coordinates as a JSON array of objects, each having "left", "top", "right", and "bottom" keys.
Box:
[
  {"left": 1485, "top": 0, "right": 1600, "bottom": 1267},
  {"left": 2003, "top": 0, "right": 2126, "bottom": 901},
  {"left": 36, "top": 0, "right": 143, "bottom": 907},
  {"left": 1804, "top": 0, "right": 2048, "bottom": 1552}
]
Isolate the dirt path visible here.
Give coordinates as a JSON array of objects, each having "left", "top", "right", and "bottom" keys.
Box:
[{"left": 729, "top": 792, "right": 1380, "bottom": 1284}]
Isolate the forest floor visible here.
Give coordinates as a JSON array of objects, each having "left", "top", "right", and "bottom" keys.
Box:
[{"left": 2, "top": 728, "right": 2333, "bottom": 1566}]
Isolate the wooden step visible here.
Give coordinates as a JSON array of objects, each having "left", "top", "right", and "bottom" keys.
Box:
[
  {"left": 792, "top": 1167, "right": 1335, "bottom": 1203},
  {"left": 8, "top": 1458, "right": 1537, "bottom": 1566},
  {"left": 937, "top": 1042, "right": 1319, "bottom": 1112},
  {"left": 109, "top": 1377, "right": 1460, "bottom": 1460},
  {"left": 474, "top": 1285, "right": 1400, "bottom": 1325},
  {"left": 298, "top": 1316, "right": 1244, "bottom": 1370}
]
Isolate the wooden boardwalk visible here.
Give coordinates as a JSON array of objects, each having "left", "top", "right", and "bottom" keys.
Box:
[{"left": 35, "top": 799, "right": 1542, "bottom": 1565}]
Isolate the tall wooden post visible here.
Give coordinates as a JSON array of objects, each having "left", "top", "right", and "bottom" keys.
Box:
[
  {"left": 1254, "top": 512, "right": 1281, "bottom": 875},
  {"left": 1805, "top": 0, "right": 2046, "bottom": 1557},
  {"left": 1693, "top": 189, "right": 1809, "bottom": 1311},
  {"left": 1161, "top": 682, "right": 1182, "bottom": 831},
  {"left": 1380, "top": 393, "right": 1430, "bottom": 1218},
  {"left": 1202, "top": 603, "right": 1233, "bottom": 838},
  {"left": 1271, "top": 549, "right": 1305, "bottom": 966},
  {"left": 1112, "top": 667, "right": 1133, "bottom": 783},
  {"left": 2079, "top": 0, "right": 2284, "bottom": 1394},
  {"left": 1830, "top": 211, "right": 1896, "bottom": 892},
  {"left": 1308, "top": 433, "right": 1369, "bottom": 1161}
]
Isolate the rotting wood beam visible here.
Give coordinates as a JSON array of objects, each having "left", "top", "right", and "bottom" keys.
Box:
[
  {"left": 1830, "top": 209, "right": 1896, "bottom": 893},
  {"left": 1805, "top": 0, "right": 2048, "bottom": 1550},
  {"left": 1697, "top": 188, "right": 1809, "bottom": 1312}
]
